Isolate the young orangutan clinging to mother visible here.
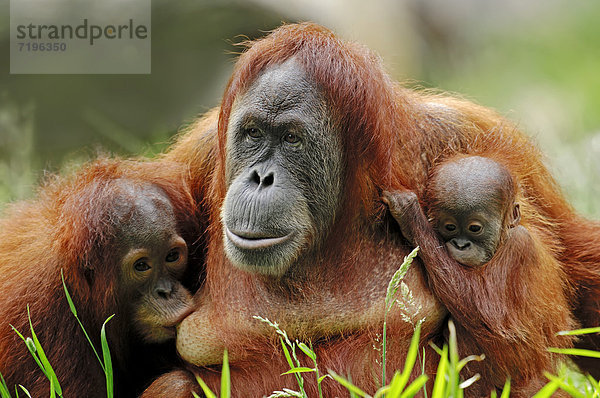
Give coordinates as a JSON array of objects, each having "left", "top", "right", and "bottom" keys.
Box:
[{"left": 383, "top": 155, "right": 576, "bottom": 397}]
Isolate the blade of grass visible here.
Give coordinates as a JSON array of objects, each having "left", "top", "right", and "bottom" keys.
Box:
[
  {"left": 318, "top": 375, "right": 330, "bottom": 384},
  {"left": 421, "top": 347, "right": 428, "bottom": 398},
  {"left": 431, "top": 345, "right": 448, "bottom": 398},
  {"left": 221, "top": 349, "right": 230, "bottom": 398},
  {"left": 457, "top": 354, "right": 485, "bottom": 372},
  {"left": 27, "top": 307, "right": 62, "bottom": 397},
  {"left": 499, "top": 378, "right": 511, "bottom": 398},
  {"left": 458, "top": 374, "right": 480, "bottom": 389},
  {"left": 0, "top": 373, "right": 10, "bottom": 398},
  {"left": 278, "top": 337, "right": 304, "bottom": 391},
  {"left": 532, "top": 379, "right": 560, "bottom": 398},
  {"left": 10, "top": 327, "right": 45, "bottom": 378},
  {"left": 548, "top": 347, "right": 600, "bottom": 358},
  {"left": 557, "top": 327, "right": 600, "bottom": 336},
  {"left": 49, "top": 377, "right": 55, "bottom": 398},
  {"left": 394, "top": 323, "right": 422, "bottom": 393},
  {"left": 279, "top": 337, "right": 295, "bottom": 368},
  {"left": 428, "top": 342, "right": 443, "bottom": 357},
  {"left": 400, "top": 374, "right": 428, "bottom": 398},
  {"left": 17, "top": 385, "right": 31, "bottom": 398},
  {"left": 328, "top": 371, "right": 370, "bottom": 398},
  {"left": 447, "top": 320, "right": 459, "bottom": 397},
  {"left": 60, "top": 270, "right": 78, "bottom": 317},
  {"left": 194, "top": 375, "right": 216, "bottom": 398},
  {"left": 61, "top": 270, "right": 104, "bottom": 370},
  {"left": 100, "top": 315, "right": 115, "bottom": 398},
  {"left": 282, "top": 368, "right": 316, "bottom": 376},
  {"left": 297, "top": 343, "right": 316, "bottom": 361}
]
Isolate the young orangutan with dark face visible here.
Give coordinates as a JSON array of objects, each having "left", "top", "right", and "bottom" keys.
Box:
[
  {"left": 112, "top": 178, "right": 193, "bottom": 343},
  {"left": 422, "top": 155, "right": 521, "bottom": 267},
  {"left": 383, "top": 155, "right": 575, "bottom": 396}
]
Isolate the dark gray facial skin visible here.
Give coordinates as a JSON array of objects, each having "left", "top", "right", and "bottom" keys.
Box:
[
  {"left": 428, "top": 156, "right": 519, "bottom": 268},
  {"left": 434, "top": 205, "right": 503, "bottom": 267},
  {"left": 113, "top": 182, "right": 193, "bottom": 342},
  {"left": 222, "top": 58, "right": 343, "bottom": 277}
]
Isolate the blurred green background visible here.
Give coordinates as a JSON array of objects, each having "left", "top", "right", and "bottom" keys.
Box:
[{"left": 1, "top": 0, "right": 599, "bottom": 217}]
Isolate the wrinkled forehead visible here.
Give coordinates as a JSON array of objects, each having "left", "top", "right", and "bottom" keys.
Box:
[{"left": 230, "top": 58, "right": 327, "bottom": 123}]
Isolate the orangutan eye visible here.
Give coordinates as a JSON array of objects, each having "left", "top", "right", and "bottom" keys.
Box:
[
  {"left": 246, "top": 127, "right": 261, "bottom": 139},
  {"left": 469, "top": 224, "right": 483, "bottom": 233},
  {"left": 445, "top": 223, "right": 456, "bottom": 232},
  {"left": 165, "top": 250, "right": 180, "bottom": 262},
  {"left": 134, "top": 260, "right": 151, "bottom": 272},
  {"left": 283, "top": 133, "right": 301, "bottom": 144}
]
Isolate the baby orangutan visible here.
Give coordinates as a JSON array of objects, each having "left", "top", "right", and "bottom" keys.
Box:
[
  {"left": 383, "top": 155, "right": 576, "bottom": 397},
  {"left": 398, "top": 154, "right": 521, "bottom": 267}
]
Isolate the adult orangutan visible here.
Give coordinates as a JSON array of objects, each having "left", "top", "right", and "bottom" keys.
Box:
[
  {"left": 0, "top": 158, "right": 201, "bottom": 397},
  {"left": 384, "top": 155, "right": 577, "bottom": 396},
  {"left": 144, "top": 23, "right": 600, "bottom": 396}
]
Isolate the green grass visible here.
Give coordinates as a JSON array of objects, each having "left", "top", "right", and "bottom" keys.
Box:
[
  {"left": 2, "top": 262, "right": 599, "bottom": 397},
  {"left": 194, "top": 321, "right": 600, "bottom": 398}
]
